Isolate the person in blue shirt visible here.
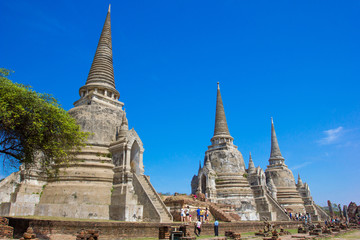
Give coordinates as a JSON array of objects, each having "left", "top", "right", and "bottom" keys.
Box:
[
  {"left": 214, "top": 219, "right": 219, "bottom": 236},
  {"left": 197, "top": 207, "right": 201, "bottom": 221}
]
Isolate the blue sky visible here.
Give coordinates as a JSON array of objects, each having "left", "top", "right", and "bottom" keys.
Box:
[{"left": 1, "top": 0, "right": 359, "bottom": 206}]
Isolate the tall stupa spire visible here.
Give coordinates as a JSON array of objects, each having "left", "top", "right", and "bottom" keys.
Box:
[
  {"left": 248, "top": 152, "right": 255, "bottom": 174},
  {"left": 211, "top": 83, "right": 233, "bottom": 143},
  {"left": 78, "top": 5, "right": 120, "bottom": 103},
  {"left": 269, "top": 117, "right": 285, "bottom": 165},
  {"left": 297, "top": 173, "right": 304, "bottom": 187}
]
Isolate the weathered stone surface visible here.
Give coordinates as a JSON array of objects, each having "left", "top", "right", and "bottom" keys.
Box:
[
  {"left": 0, "top": 7, "right": 171, "bottom": 223},
  {"left": 68, "top": 102, "right": 123, "bottom": 145},
  {"left": 208, "top": 149, "right": 246, "bottom": 174},
  {"left": 0, "top": 164, "right": 46, "bottom": 217},
  {"left": 265, "top": 119, "right": 306, "bottom": 215},
  {"left": 192, "top": 84, "right": 258, "bottom": 221},
  {"left": 0, "top": 172, "right": 20, "bottom": 203}
]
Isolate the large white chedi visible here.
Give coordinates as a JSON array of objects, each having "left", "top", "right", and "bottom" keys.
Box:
[
  {"left": 0, "top": 6, "right": 172, "bottom": 223},
  {"left": 192, "top": 83, "right": 259, "bottom": 221}
]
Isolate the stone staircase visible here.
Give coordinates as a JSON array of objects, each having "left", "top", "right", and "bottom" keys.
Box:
[
  {"left": 135, "top": 174, "right": 173, "bottom": 222},
  {"left": 314, "top": 204, "right": 330, "bottom": 221},
  {"left": 265, "top": 192, "right": 290, "bottom": 221},
  {"left": 208, "top": 202, "right": 238, "bottom": 222}
]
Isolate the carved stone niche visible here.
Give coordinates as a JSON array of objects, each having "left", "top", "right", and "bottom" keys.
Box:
[{"left": 109, "top": 128, "right": 145, "bottom": 179}]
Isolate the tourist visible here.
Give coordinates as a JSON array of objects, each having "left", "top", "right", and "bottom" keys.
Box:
[
  {"left": 214, "top": 219, "right": 219, "bottom": 236},
  {"left": 289, "top": 212, "right": 292, "bottom": 220},
  {"left": 200, "top": 208, "right": 205, "bottom": 222},
  {"left": 197, "top": 207, "right": 201, "bottom": 221},
  {"left": 181, "top": 207, "right": 185, "bottom": 222},
  {"left": 186, "top": 206, "right": 190, "bottom": 222},
  {"left": 195, "top": 219, "right": 202, "bottom": 236}
]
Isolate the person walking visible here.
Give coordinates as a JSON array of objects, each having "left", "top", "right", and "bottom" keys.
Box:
[
  {"left": 195, "top": 219, "right": 202, "bottom": 236},
  {"left": 214, "top": 219, "right": 219, "bottom": 236}
]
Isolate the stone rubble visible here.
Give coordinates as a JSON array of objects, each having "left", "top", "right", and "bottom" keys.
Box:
[
  {"left": 19, "top": 227, "right": 38, "bottom": 240},
  {"left": 0, "top": 217, "right": 13, "bottom": 239}
]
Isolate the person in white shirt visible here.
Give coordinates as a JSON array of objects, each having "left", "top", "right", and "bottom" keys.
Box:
[
  {"left": 194, "top": 220, "right": 202, "bottom": 236},
  {"left": 186, "top": 206, "right": 190, "bottom": 222},
  {"left": 181, "top": 207, "right": 185, "bottom": 222}
]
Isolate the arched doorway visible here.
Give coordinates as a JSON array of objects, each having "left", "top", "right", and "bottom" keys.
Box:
[
  {"left": 130, "top": 141, "right": 141, "bottom": 175},
  {"left": 201, "top": 175, "right": 207, "bottom": 194}
]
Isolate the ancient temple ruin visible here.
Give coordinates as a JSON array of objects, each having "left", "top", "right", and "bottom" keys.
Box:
[
  {"left": 192, "top": 83, "right": 259, "bottom": 220},
  {"left": 191, "top": 84, "right": 329, "bottom": 221},
  {"left": 0, "top": 6, "right": 172, "bottom": 223},
  {"left": 264, "top": 118, "right": 306, "bottom": 214}
]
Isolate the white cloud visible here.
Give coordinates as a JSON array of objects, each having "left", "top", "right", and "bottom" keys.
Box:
[
  {"left": 291, "top": 161, "right": 312, "bottom": 170},
  {"left": 318, "top": 126, "right": 343, "bottom": 145}
]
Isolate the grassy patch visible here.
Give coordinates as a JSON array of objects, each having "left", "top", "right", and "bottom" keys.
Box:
[
  {"left": 285, "top": 228, "right": 298, "bottom": 234},
  {"left": 316, "top": 230, "right": 359, "bottom": 240}
]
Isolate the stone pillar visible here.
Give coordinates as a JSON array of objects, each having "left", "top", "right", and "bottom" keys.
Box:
[
  {"left": 126, "top": 147, "right": 131, "bottom": 171},
  {"left": 328, "top": 200, "right": 334, "bottom": 219},
  {"left": 139, "top": 150, "right": 144, "bottom": 175}
]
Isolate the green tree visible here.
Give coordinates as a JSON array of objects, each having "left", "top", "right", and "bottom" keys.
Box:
[{"left": 0, "top": 68, "right": 88, "bottom": 174}]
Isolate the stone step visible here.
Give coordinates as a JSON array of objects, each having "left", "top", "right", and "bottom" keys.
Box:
[
  {"left": 217, "top": 185, "right": 251, "bottom": 188},
  {"left": 138, "top": 175, "right": 172, "bottom": 222},
  {"left": 215, "top": 184, "right": 252, "bottom": 188}
]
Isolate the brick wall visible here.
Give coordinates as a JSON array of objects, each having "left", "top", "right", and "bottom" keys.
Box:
[{"left": 8, "top": 217, "right": 303, "bottom": 239}]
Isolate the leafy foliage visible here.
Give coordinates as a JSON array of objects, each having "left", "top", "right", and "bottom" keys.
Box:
[{"left": 0, "top": 68, "right": 88, "bottom": 174}]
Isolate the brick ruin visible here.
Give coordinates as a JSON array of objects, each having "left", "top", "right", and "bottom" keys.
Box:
[{"left": 0, "top": 217, "right": 13, "bottom": 239}]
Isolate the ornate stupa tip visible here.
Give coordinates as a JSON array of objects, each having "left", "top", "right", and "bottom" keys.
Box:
[
  {"left": 269, "top": 117, "right": 285, "bottom": 162},
  {"left": 297, "top": 173, "right": 304, "bottom": 187},
  {"left": 248, "top": 152, "right": 255, "bottom": 174},
  {"left": 76, "top": 5, "right": 121, "bottom": 106},
  {"left": 211, "top": 82, "right": 233, "bottom": 143}
]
